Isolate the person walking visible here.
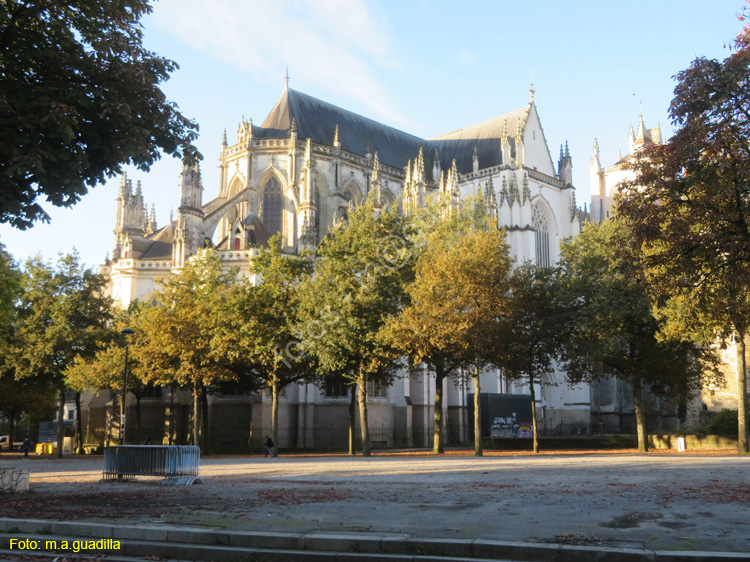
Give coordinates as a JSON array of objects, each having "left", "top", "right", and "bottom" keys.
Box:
[
  {"left": 20, "top": 437, "right": 31, "bottom": 459},
  {"left": 264, "top": 436, "right": 276, "bottom": 457}
]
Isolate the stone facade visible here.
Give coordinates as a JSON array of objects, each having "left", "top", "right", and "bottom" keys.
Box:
[{"left": 95, "top": 86, "right": 593, "bottom": 450}]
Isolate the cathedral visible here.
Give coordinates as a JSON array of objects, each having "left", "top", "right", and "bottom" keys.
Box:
[{"left": 96, "top": 85, "right": 593, "bottom": 450}]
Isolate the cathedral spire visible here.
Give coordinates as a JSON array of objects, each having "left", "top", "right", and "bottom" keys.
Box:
[
  {"left": 333, "top": 124, "right": 340, "bottom": 148},
  {"left": 285, "top": 66, "right": 290, "bottom": 90},
  {"left": 222, "top": 129, "right": 228, "bottom": 148}
]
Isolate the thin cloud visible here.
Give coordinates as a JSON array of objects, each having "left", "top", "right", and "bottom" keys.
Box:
[{"left": 151, "top": 0, "right": 412, "bottom": 130}]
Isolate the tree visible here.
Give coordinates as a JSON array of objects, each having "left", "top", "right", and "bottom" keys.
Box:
[
  {"left": 213, "top": 236, "right": 315, "bottom": 455},
  {"left": 496, "top": 263, "right": 565, "bottom": 453},
  {"left": 384, "top": 199, "right": 512, "bottom": 455},
  {"left": 0, "top": 0, "right": 200, "bottom": 229},
  {"left": 65, "top": 303, "right": 149, "bottom": 446},
  {"left": 137, "top": 250, "right": 241, "bottom": 451},
  {"left": 297, "top": 200, "right": 412, "bottom": 456},
  {"left": 11, "top": 252, "right": 113, "bottom": 457},
  {"left": 618, "top": 28, "right": 750, "bottom": 453},
  {"left": 558, "top": 219, "right": 715, "bottom": 451}
]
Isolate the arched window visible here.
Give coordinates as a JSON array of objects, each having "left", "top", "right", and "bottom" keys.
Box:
[
  {"left": 532, "top": 202, "right": 550, "bottom": 268},
  {"left": 314, "top": 184, "right": 321, "bottom": 240},
  {"left": 262, "top": 176, "right": 283, "bottom": 236}
]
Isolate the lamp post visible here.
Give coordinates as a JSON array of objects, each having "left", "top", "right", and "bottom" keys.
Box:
[{"left": 119, "top": 328, "right": 135, "bottom": 445}]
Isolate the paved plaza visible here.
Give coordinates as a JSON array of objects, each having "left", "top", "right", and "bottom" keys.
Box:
[{"left": 1, "top": 450, "right": 749, "bottom": 555}]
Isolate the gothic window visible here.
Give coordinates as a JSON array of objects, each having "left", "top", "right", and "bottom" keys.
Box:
[
  {"left": 262, "top": 176, "right": 283, "bottom": 236},
  {"left": 532, "top": 202, "right": 551, "bottom": 268}
]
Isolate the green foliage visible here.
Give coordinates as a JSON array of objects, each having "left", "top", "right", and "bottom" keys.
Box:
[
  {"left": 212, "top": 235, "right": 314, "bottom": 448},
  {"left": 9, "top": 251, "right": 113, "bottom": 455},
  {"left": 705, "top": 409, "right": 739, "bottom": 437},
  {"left": 558, "top": 219, "right": 716, "bottom": 451},
  {"left": 137, "top": 250, "right": 239, "bottom": 389},
  {"left": 12, "top": 251, "right": 113, "bottom": 384},
  {"left": 0, "top": 0, "right": 200, "bottom": 229},
  {"left": 64, "top": 303, "right": 147, "bottom": 393},
  {"left": 298, "top": 200, "right": 411, "bottom": 381},
  {"left": 297, "top": 199, "right": 413, "bottom": 455}
]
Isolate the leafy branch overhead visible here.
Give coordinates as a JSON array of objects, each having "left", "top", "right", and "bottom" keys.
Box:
[{"left": 0, "top": 0, "right": 200, "bottom": 229}]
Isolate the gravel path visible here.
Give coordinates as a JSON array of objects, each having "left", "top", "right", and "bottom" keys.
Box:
[{"left": 1, "top": 449, "right": 749, "bottom": 553}]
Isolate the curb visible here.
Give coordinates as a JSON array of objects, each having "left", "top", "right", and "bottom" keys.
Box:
[{"left": 0, "top": 518, "right": 746, "bottom": 562}]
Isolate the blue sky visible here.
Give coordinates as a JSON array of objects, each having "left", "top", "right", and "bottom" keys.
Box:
[{"left": 0, "top": 0, "right": 744, "bottom": 268}]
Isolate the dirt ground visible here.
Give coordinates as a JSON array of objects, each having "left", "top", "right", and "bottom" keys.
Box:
[{"left": 1, "top": 448, "right": 749, "bottom": 554}]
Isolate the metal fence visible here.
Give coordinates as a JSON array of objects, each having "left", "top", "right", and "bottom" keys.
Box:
[{"left": 102, "top": 445, "right": 201, "bottom": 485}]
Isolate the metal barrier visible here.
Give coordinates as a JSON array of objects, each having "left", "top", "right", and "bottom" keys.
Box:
[{"left": 102, "top": 446, "right": 202, "bottom": 486}]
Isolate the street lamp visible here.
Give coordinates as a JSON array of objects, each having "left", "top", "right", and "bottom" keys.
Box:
[{"left": 119, "top": 328, "right": 135, "bottom": 445}]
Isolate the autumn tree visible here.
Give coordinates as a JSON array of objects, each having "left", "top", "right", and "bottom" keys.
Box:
[
  {"left": 11, "top": 252, "right": 113, "bottom": 457},
  {"left": 558, "top": 219, "right": 715, "bottom": 451},
  {"left": 212, "top": 236, "right": 316, "bottom": 454},
  {"left": 65, "top": 303, "right": 151, "bottom": 446},
  {"left": 385, "top": 198, "right": 512, "bottom": 455},
  {"left": 618, "top": 27, "right": 750, "bottom": 453},
  {"left": 297, "top": 200, "right": 412, "bottom": 456},
  {"left": 0, "top": 0, "right": 200, "bottom": 228},
  {"left": 137, "top": 250, "right": 242, "bottom": 451}
]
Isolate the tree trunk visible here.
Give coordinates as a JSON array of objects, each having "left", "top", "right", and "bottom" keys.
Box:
[
  {"left": 192, "top": 384, "right": 201, "bottom": 448},
  {"left": 529, "top": 374, "right": 539, "bottom": 454},
  {"left": 348, "top": 387, "right": 356, "bottom": 455},
  {"left": 75, "top": 392, "right": 83, "bottom": 454},
  {"left": 472, "top": 366, "right": 483, "bottom": 457},
  {"left": 433, "top": 363, "right": 445, "bottom": 454},
  {"left": 135, "top": 394, "right": 142, "bottom": 444},
  {"left": 8, "top": 412, "right": 15, "bottom": 453},
  {"left": 358, "top": 367, "right": 371, "bottom": 457},
  {"left": 271, "top": 380, "right": 279, "bottom": 456},
  {"left": 736, "top": 330, "right": 748, "bottom": 455},
  {"left": 201, "top": 385, "right": 209, "bottom": 453},
  {"left": 56, "top": 384, "right": 65, "bottom": 458},
  {"left": 633, "top": 379, "right": 648, "bottom": 452}
]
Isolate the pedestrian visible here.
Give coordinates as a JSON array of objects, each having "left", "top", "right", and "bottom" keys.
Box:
[
  {"left": 264, "top": 436, "right": 276, "bottom": 457},
  {"left": 20, "top": 437, "right": 31, "bottom": 460}
]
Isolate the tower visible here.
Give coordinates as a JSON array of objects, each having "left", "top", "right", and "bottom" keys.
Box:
[{"left": 172, "top": 160, "right": 204, "bottom": 268}]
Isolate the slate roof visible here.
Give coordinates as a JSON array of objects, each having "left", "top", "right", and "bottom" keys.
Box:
[
  {"left": 429, "top": 107, "right": 529, "bottom": 175},
  {"left": 260, "top": 88, "right": 430, "bottom": 174},
  {"left": 259, "top": 88, "right": 535, "bottom": 178}
]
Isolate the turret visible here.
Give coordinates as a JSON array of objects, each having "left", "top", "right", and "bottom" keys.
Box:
[
  {"left": 501, "top": 120, "right": 511, "bottom": 165},
  {"left": 173, "top": 160, "right": 204, "bottom": 268},
  {"left": 589, "top": 137, "right": 603, "bottom": 199},
  {"left": 113, "top": 173, "right": 147, "bottom": 260},
  {"left": 558, "top": 141, "right": 573, "bottom": 185},
  {"left": 297, "top": 138, "right": 317, "bottom": 252},
  {"left": 370, "top": 151, "right": 382, "bottom": 210}
]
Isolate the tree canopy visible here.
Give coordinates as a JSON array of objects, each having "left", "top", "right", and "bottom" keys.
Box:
[
  {"left": 297, "top": 200, "right": 413, "bottom": 456},
  {"left": 0, "top": 0, "right": 200, "bottom": 228},
  {"left": 618, "top": 26, "right": 750, "bottom": 452},
  {"left": 10, "top": 252, "right": 113, "bottom": 456},
  {"left": 558, "top": 219, "right": 716, "bottom": 451}
]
